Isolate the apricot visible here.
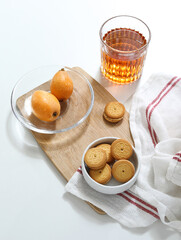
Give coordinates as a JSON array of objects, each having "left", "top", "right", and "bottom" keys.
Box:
[
  {"left": 31, "top": 90, "right": 61, "bottom": 122},
  {"left": 50, "top": 69, "right": 73, "bottom": 100}
]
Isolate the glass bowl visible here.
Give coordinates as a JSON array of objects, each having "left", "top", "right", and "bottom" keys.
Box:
[{"left": 11, "top": 65, "right": 94, "bottom": 134}]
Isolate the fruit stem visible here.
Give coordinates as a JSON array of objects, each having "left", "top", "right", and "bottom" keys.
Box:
[
  {"left": 60, "top": 68, "right": 65, "bottom": 71},
  {"left": 53, "top": 112, "right": 57, "bottom": 117}
]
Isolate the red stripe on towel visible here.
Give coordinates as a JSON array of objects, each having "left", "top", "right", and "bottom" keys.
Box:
[
  {"left": 173, "top": 156, "right": 181, "bottom": 162},
  {"left": 77, "top": 168, "right": 159, "bottom": 219},
  {"left": 146, "top": 77, "right": 181, "bottom": 147},
  {"left": 118, "top": 193, "right": 160, "bottom": 219},
  {"left": 77, "top": 169, "right": 82, "bottom": 174},
  {"left": 125, "top": 191, "right": 158, "bottom": 212},
  {"left": 145, "top": 76, "right": 177, "bottom": 146},
  {"left": 176, "top": 153, "right": 181, "bottom": 157}
]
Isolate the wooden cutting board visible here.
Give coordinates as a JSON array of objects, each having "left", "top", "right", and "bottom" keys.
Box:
[{"left": 17, "top": 67, "right": 133, "bottom": 214}]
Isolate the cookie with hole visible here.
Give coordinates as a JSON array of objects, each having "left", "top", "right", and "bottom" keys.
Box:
[
  {"left": 103, "top": 101, "right": 125, "bottom": 123},
  {"left": 89, "top": 164, "right": 112, "bottom": 184},
  {"left": 112, "top": 159, "right": 135, "bottom": 183},
  {"left": 84, "top": 148, "right": 107, "bottom": 170},
  {"left": 111, "top": 139, "right": 133, "bottom": 160}
]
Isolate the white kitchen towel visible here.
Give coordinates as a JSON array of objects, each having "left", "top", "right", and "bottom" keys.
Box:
[{"left": 65, "top": 73, "right": 181, "bottom": 231}]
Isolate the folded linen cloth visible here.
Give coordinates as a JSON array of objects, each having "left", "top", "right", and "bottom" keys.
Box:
[{"left": 65, "top": 73, "right": 181, "bottom": 231}]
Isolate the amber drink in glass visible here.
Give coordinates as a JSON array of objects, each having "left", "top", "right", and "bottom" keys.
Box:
[{"left": 100, "top": 15, "right": 151, "bottom": 84}]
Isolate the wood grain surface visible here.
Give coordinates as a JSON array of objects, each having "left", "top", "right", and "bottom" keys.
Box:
[{"left": 17, "top": 67, "right": 133, "bottom": 214}]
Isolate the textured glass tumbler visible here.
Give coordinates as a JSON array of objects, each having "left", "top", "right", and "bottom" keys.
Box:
[{"left": 100, "top": 15, "right": 151, "bottom": 84}]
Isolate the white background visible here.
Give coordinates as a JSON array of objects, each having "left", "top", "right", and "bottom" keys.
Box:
[{"left": 1, "top": 0, "right": 181, "bottom": 239}]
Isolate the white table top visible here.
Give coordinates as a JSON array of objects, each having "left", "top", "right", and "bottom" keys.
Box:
[{"left": 1, "top": 0, "right": 181, "bottom": 239}]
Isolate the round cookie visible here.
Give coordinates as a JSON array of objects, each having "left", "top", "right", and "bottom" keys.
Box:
[
  {"left": 96, "top": 143, "right": 113, "bottom": 163},
  {"left": 84, "top": 148, "right": 107, "bottom": 170},
  {"left": 89, "top": 164, "right": 112, "bottom": 184},
  {"left": 112, "top": 160, "right": 135, "bottom": 183},
  {"left": 111, "top": 139, "right": 133, "bottom": 160},
  {"left": 103, "top": 113, "right": 123, "bottom": 123},
  {"left": 103, "top": 101, "right": 125, "bottom": 123}
]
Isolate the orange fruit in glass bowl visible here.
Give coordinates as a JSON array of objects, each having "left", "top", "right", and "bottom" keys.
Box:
[
  {"left": 50, "top": 69, "right": 73, "bottom": 100},
  {"left": 31, "top": 90, "right": 61, "bottom": 122}
]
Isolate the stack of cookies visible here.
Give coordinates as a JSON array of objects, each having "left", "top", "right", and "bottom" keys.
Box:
[
  {"left": 84, "top": 139, "right": 135, "bottom": 185},
  {"left": 103, "top": 101, "right": 125, "bottom": 123}
]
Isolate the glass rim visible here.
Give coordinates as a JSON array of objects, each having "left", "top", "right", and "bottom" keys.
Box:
[{"left": 99, "top": 15, "right": 151, "bottom": 55}]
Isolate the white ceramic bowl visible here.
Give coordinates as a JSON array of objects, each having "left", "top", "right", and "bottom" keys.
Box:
[{"left": 81, "top": 137, "right": 140, "bottom": 194}]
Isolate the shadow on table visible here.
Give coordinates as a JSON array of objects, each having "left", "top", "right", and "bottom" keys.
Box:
[
  {"left": 63, "top": 190, "right": 180, "bottom": 239},
  {"left": 6, "top": 111, "right": 67, "bottom": 186},
  {"left": 95, "top": 69, "right": 141, "bottom": 103},
  {"left": 6, "top": 111, "right": 40, "bottom": 157}
]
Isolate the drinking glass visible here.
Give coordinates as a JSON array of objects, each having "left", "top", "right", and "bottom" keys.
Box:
[{"left": 100, "top": 15, "right": 151, "bottom": 84}]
